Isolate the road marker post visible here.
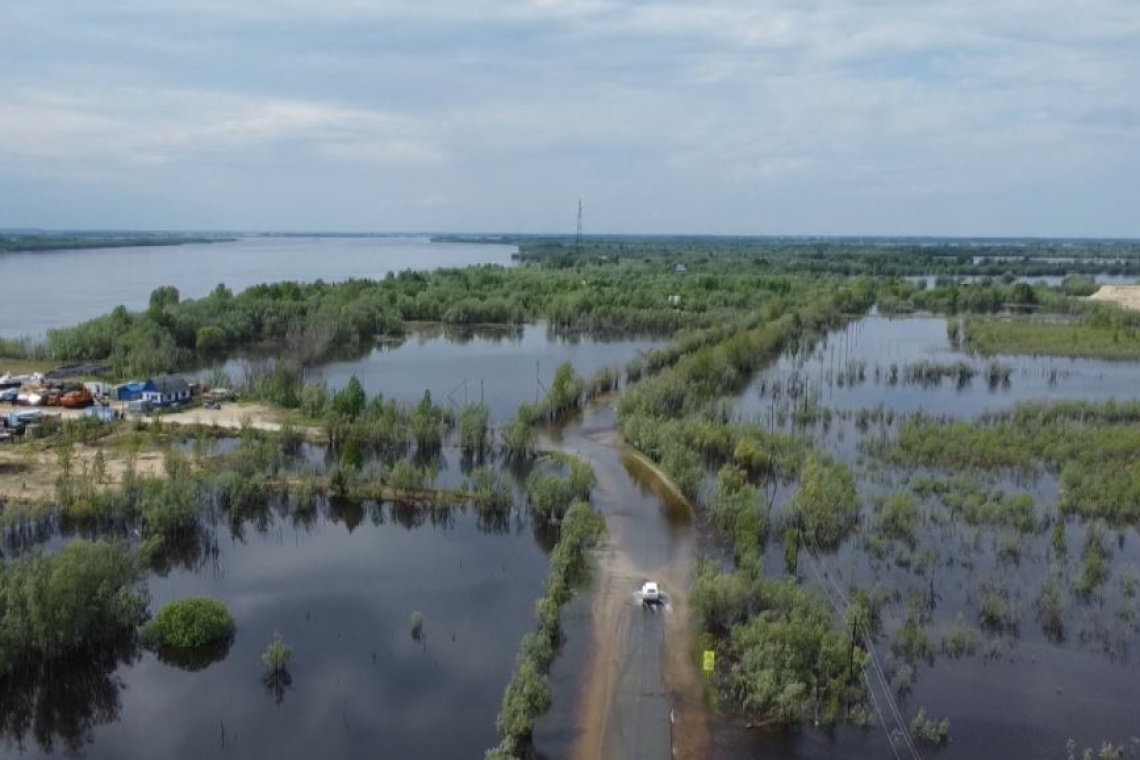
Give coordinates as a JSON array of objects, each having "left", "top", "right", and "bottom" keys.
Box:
[{"left": 702, "top": 650, "right": 715, "bottom": 677}]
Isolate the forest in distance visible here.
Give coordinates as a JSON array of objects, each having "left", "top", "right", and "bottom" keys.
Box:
[{"left": 3, "top": 237, "right": 1140, "bottom": 760}]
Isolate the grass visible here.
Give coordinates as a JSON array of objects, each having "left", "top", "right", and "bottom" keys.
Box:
[
  {"left": 880, "top": 404, "right": 1140, "bottom": 525},
  {"left": 0, "top": 358, "right": 60, "bottom": 374},
  {"left": 964, "top": 316, "right": 1140, "bottom": 359}
]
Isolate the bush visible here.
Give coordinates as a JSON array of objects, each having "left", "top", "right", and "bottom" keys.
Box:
[
  {"left": 262, "top": 632, "right": 292, "bottom": 675},
  {"left": 910, "top": 707, "right": 950, "bottom": 745},
  {"left": 0, "top": 540, "right": 147, "bottom": 677},
  {"left": 144, "top": 597, "right": 235, "bottom": 649},
  {"left": 787, "top": 453, "right": 859, "bottom": 548}
]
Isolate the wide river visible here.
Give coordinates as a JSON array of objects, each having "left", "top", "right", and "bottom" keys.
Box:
[{"left": 0, "top": 236, "right": 516, "bottom": 338}]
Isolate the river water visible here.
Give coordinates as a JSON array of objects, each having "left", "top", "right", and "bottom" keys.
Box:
[{"left": 0, "top": 236, "right": 516, "bottom": 337}]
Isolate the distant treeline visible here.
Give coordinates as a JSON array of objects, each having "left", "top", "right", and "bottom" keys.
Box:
[
  {"left": 0, "top": 233, "right": 232, "bottom": 254},
  {"left": 439, "top": 235, "right": 1140, "bottom": 277}
]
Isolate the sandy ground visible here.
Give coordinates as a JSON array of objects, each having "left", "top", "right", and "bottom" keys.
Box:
[
  {"left": 1088, "top": 285, "right": 1140, "bottom": 310},
  {"left": 151, "top": 403, "right": 287, "bottom": 432},
  {"left": 0, "top": 402, "right": 294, "bottom": 507},
  {"left": 0, "top": 441, "right": 166, "bottom": 506}
]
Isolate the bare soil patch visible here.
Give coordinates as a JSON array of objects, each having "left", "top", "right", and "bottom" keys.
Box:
[{"left": 1088, "top": 285, "right": 1140, "bottom": 310}]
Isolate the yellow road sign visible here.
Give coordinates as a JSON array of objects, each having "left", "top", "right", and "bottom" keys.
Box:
[{"left": 702, "top": 650, "right": 715, "bottom": 673}]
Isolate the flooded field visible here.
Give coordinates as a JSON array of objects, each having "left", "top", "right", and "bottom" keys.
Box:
[
  {"left": 2, "top": 501, "right": 550, "bottom": 760},
  {"left": 736, "top": 312, "right": 1140, "bottom": 422},
  {"left": 214, "top": 325, "right": 665, "bottom": 424},
  {"left": 319, "top": 326, "right": 664, "bottom": 424},
  {"left": 721, "top": 313, "right": 1140, "bottom": 760}
]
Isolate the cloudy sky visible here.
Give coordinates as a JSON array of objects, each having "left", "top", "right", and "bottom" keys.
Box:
[{"left": 2, "top": 1, "right": 1138, "bottom": 236}]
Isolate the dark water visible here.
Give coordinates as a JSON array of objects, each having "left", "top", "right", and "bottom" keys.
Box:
[
  {"left": 0, "top": 236, "right": 515, "bottom": 337},
  {"left": 309, "top": 325, "right": 665, "bottom": 424},
  {"left": 721, "top": 314, "right": 1140, "bottom": 760},
  {"left": 736, "top": 313, "right": 1140, "bottom": 422},
  {"left": 1, "top": 503, "right": 549, "bottom": 760}
]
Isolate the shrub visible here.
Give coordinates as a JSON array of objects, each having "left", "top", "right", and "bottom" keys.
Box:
[
  {"left": 787, "top": 453, "right": 859, "bottom": 548},
  {"left": 261, "top": 632, "right": 292, "bottom": 676},
  {"left": 144, "top": 597, "right": 235, "bottom": 649},
  {"left": 910, "top": 707, "right": 950, "bottom": 745}
]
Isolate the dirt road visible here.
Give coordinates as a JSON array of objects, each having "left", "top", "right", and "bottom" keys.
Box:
[{"left": 555, "top": 404, "right": 708, "bottom": 760}]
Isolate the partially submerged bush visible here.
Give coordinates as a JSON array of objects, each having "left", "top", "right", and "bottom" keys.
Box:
[{"left": 144, "top": 597, "right": 235, "bottom": 650}]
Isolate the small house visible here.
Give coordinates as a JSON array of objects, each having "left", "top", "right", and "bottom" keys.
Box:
[
  {"left": 141, "top": 375, "right": 191, "bottom": 407},
  {"left": 672, "top": 263, "right": 687, "bottom": 275},
  {"left": 115, "top": 382, "right": 146, "bottom": 402}
]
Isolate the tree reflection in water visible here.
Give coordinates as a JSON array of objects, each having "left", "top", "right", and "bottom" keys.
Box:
[{"left": 0, "top": 637, "right": 138, "bottom": 755}]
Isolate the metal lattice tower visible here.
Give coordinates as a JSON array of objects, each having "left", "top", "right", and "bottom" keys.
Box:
[{"left": 575, "top": 198, "right": 583, "bottom": 256}]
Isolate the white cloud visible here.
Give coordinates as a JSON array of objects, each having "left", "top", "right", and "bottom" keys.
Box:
[
  {"left": 0, "top": 88, "right": 445, "bottom": 179},
  {"left": 2, "top": 0, "right": 1139, "bottom": 233}
]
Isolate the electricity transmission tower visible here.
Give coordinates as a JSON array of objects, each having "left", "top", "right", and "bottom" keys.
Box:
[{"left": 575, "top": 198, "right": 583, "bottom": 256}]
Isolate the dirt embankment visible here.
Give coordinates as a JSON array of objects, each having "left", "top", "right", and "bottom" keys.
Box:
[{"left": 1088, "top": 285, "right": 1140, "bottom": 310}]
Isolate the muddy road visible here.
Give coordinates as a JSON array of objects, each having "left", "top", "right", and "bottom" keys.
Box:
[{"left": 550, "top": 403, "right": 708, "bottom": 760}]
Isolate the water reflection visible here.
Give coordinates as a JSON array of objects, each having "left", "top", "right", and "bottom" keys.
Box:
[{"left": 0, "top": 640, "right": 138, "bottom": 756}]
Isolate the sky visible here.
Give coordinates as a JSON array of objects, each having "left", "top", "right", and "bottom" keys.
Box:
[{"left": 1, "top": 1, "right": 1138, "bottom": 237}]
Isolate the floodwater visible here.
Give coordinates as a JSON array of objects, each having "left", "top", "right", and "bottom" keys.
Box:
[
  {"left": 316, "top": 326, "right": 665, "bottom": 423},
  {"left": 736, "top": 312, "right": 1140, "bottom": 422},
  {"left": 0, "top": 236, "right": 515, "bottom": 337},
  {"left": 720, "top": 313, "right": 1140, "bottom": 760},
  {"left": 1, "top": 501, "right": 550, "bottom": 760}
]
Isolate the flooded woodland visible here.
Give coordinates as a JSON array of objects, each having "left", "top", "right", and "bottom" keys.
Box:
[{"left": 3, "top": 236, "right": 1140, "bottom": 760}]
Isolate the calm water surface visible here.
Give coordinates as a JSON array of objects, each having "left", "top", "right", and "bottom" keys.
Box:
[
  {"left": 736, "top": 312, "right": 1140, "bottom": 421},
  {"left": 2, "top": 504, "right": 549, "bottom": 760},
  {"left": 0, "top": 236, "right": 515, "bottom": 337},
  {"left": 316, "top": 326, "right": 665, "bottom": 423},
  {"left": 723, "top": 313, "right": 1140, "bottom": 760}
]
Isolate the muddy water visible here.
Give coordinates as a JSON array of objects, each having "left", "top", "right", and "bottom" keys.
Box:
[
  {"left": 720, "top": 314, "right": 1140, "bottom": 760},
  {"left": 1, "top": 503, "right": 550, "bottom": 760}
]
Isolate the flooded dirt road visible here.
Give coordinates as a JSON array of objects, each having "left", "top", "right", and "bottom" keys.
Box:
[{"left": 552, "top": 403, "right": 708, "bottom": 760}]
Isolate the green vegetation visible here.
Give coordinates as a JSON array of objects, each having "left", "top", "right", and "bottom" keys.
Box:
[
  {"left": 963, "top": 312, "right": 1140, "bottom": 359},
  {"left": 787, "top": 453, "right": 859, "bottom": 549},
  {"left": 261, "top": 632, "right": 292, "bottom": 676},
  {"left": 143, "top": 597, "right": 235, "bottom": 650},
  {"left": 487, "top": 462, "right": 604, "bottom": 759},
  {"left": 910, "top": 707, "right": 950, "bottom": 745},
  {"left": 0, "top": 541, "right": 146, "bottom": 677},
  {"left": 488, "top": 500, "right": 605, "bottom": 758},
  {"left": 693, "top": 566, "right": 868, "bottom": 725},
  {"left": 880, "top": 403, "right": 1140, "bottom": 525},
  {"left": 909, "top": 477, "right": 1041, "bottom": 532}
]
